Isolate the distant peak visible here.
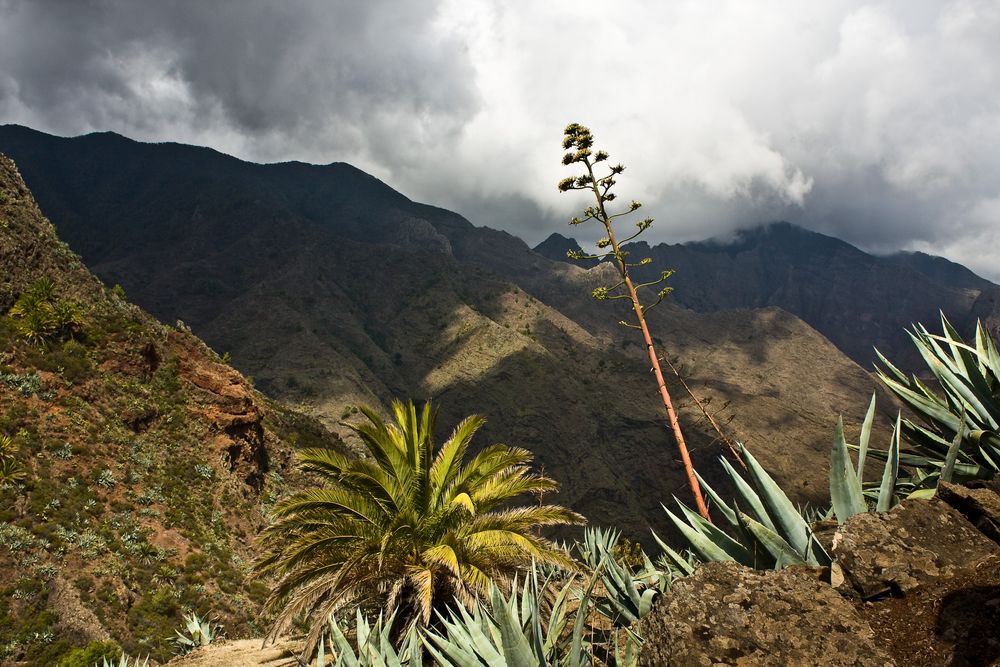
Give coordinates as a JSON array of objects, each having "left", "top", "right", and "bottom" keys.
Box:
[
  {"left": 532, "top": 232, "right": 600, "bottom": 267},
  {"left": 533, "top": 232, "right": 581, "bottom": 257}
]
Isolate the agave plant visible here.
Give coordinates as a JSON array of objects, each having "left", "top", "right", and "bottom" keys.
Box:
[
  {"left": 661, "top": 444, "right": 832, "bottom": 570},
  {"left": 664, "top": 399, "right": 919, "bottom": 570},
  {"left": 875, "top": 316, "right": 1000, "bottom": 483},
  {"left": 173, "top": 612, "right": 221, "bottom": 654},
  {"left": 316, "top": 610, "right": 422, "bottom": 666},
  {"left": 422, "top": 562, "right": 610, "bottom": 667},
  {"left": 575, "top": 527, "right": 663, "bottom": 627},
  {"left": 832, "top": 393, "right": 937, "bottom": 523},
  {"left": 95, "top": 655, "right": 150, "bottom": 667}
]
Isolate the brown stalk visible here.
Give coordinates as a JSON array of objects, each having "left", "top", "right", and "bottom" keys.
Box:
[{"left": 572, "top": 143, "right": 711, "bottom": 521}]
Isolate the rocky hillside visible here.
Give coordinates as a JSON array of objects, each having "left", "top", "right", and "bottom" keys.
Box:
[
  {"left": 0, "top": 153, "right": 344, "bottom": 665},
  {"left": 536, "top": 222, "right": 1000, "bottom": 369},
  {"left": 0, "top": 125, "right": 887, "bottom": 541}
]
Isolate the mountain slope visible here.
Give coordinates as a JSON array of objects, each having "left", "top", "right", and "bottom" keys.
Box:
[
  {"left": 0, "top": 153, "right": 343, "bottom": 665},
  {"left": 0, "top": 126, "right": 884, "bottom": 543},
  {"left": 535, "top": 222, "right": 1000, "bottom": 368}
]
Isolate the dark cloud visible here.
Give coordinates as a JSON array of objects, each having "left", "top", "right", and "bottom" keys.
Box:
[
  {"left": 0, "top": 0, "right": 480, "bottom": 163},
  {"left": 1, "top": 0, "right": 998, "bottom": 280}
]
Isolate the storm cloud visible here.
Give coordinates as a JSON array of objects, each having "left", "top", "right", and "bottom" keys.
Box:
[{"left": 1, "top": 0, "right": 998, "bottom": 279}]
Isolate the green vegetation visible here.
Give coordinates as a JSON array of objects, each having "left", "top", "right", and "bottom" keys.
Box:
[
  {"left": 0, "top": 434, "right": 27, "bottom": 486},
  {"left": 8, "top": 277, "right": 83, "bottom": 345},
  {"left": 54, "top": 640, "right": 120, "bottom": 666},
  {"left": 662, "top": 443, "right": 833, "bottom": 570},
  {"left": 255, "top": 399, "right": 585, "bottom": 660},
  {"left": 172, "top": 612, "right": 221, "bottom": 655},
  {"left": 558, "top": 123, "right": 709, "bottom": 519},
  {"left": 874, "top": 316, "right": 1000, "bottom": 484},
  {"left": 93, "top": 655, "right": 149, "bottom": 667},
  {"left": 310, "top": 530, "right": 669, "bottom": 666}
]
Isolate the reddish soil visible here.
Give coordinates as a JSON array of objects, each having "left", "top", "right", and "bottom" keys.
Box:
[{"left": 858, "top": 556, "right": 1000, "bottom": 667}]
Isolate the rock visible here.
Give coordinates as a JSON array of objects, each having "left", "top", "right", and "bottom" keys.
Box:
[
  {"left": 395, "top": 215, "right": 453, "bottom": 255},
  {"left": 832, "top": 498, "right": 1000, "bottom": 599},
  {"left": 637, "top": 561, "right": 895, "bottom": 666},
  {"left": 169, "top": 329, "right": 270, "bottom": 489},
  {"left": 937, "top": 481, "right": 1000, "bottom": 544}
]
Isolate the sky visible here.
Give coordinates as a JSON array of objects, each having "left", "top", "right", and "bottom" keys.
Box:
[{"left": 1, "top": 0, "right": 999, "bottom": 280}]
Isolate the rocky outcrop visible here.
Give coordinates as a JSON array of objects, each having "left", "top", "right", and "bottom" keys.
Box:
[
  {"left": 637, "top": 561, "right": 896, "bottom": 667},
  {"left": 830, "top": 499, "right": 1000, "bottom": 599},
  {"left": 170, "top": 328, "right": 270, "bottom": 489},
  {"left": 639, "top": 491, "right": 1000, "bottom": 667},
  {"left": 394, "top": 215, "right": 453, "bottom": 255}
]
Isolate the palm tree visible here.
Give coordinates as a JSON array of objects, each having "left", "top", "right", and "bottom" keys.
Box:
[
  {"left": 255, "top": 399, "right": 585, "bottom": 658},
  {"left": 0, "top": 434, "right": 26, "bottom": 487}
]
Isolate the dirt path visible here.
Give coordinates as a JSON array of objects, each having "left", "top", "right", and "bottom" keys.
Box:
[{"left": 164, "top": 638, "right": 301, "bottom": 666}]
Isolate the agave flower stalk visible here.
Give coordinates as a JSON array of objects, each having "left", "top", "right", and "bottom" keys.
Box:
[{"left": 559, "top": 122, "right": 710, "bottom": 520}]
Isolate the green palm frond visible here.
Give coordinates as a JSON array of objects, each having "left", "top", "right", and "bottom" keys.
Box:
[
  {"left": 255, "top": 399, "right": 584, "bottom": 662},
  {"left": 0, "top": 457, "right": 27, "bottom": 486}
]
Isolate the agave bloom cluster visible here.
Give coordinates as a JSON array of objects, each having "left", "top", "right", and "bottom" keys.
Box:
[{"left": 255, "top": 400, "right": 584, "bottom": 658}]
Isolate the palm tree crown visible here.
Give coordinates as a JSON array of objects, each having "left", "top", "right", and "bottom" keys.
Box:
[{"left": 255, "top": 399, "right": 585, "bottom": 656}]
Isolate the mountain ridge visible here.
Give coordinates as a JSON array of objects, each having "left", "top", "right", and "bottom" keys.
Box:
[
  {"left": 535, "top": 222, "right": 1000, "bottom": 367},
  {"left": 0, "top": 126, "right": 893, "bottom": 543}
]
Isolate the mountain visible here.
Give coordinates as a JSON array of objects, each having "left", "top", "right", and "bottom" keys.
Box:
[
  {"left": 0, "top": 153, "right": 344, "bottom": 665},
  {"left": 531, "top": 232, "right": 597, "bottom": 268},
  {"left": 536, "top": 222, "right": 1000, "bottom": 368},
  {"left": 884, "top": 250, "right": 996, "bottom": 292},
  {"left": 0, "top": 125, "right": 883, "bottom": 544}
]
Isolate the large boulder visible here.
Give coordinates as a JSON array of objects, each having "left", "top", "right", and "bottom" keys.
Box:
[
  {"left": 637, "top": 561, "right": 895, "bottom": 666},
  {"left": 832, "top": 498, "right": 1000, "bottom": 599}
]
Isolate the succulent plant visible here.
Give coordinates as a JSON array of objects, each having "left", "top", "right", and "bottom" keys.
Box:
[
  {"left": 316, "top": 610, "right": 422, "bottom": 666},
  {"left": 422, "top": 562, "right": 603, "bottom": 667},
  {"left": 95, "top": 655, "right": 150, "bottom": 667},
  {"left": 874, "top": 316, "right": 1000, "bottom": 483},
  {"left": 664, "top": 396, "right": 922, "bottom": 571},
  {"left": 661, "top": 443, "right": 832, "bottom": 570},
  {"left": 172, "top": 612, "right": 221, "bottom": 654},
  {"left": 575, "top": 527, "right": 662, "bottom": 627}
]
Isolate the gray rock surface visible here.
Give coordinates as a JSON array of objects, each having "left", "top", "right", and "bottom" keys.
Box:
[
  {"left": 832, "top": 498, "right": 1000, "bottom": 599},
  {"left": 637, "top": 561, "right": 895, "bottom": 667}
]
